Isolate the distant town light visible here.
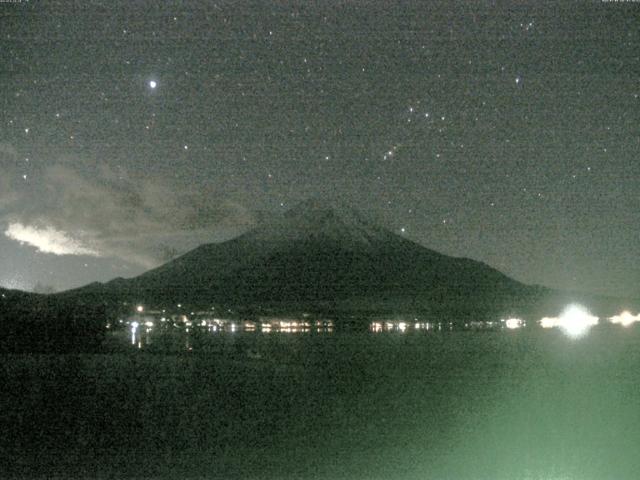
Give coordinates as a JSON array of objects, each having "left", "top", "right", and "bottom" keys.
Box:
[
  {"left": 539, "top": 317, "right": 558, "bottom": 329},
  {"left": 504, "top": 318, "right": 524, "bottom": 330},
  {"left": 609, "top": 311, "right": 640, "bottom": 327},
  {"left": 370, "top": 322, "right": 383, "bottom": 333},
  {"left": 558, "top": 304, "right": 598, "bottom": 338},
  {"left": 136, "top": 305, "right": 144, "bottom": 313}
]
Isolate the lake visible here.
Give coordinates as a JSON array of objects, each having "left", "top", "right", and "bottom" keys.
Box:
[{"left": 2, "top": 326, "right": 640, "bottom": 479}]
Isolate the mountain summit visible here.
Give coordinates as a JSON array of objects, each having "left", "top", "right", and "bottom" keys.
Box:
[{"left": 243, "top": 198, "right": 394, "bottom": 249}]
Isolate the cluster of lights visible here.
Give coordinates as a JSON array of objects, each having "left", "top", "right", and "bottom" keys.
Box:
[
  {"left": 125, "top": 304, "right": 640, "bottom": 347},
  {"left": 369, "top": 321, "right": 442, "bottom": 333},
  {"left": 503, "top": 318, "right": 524, "bottom": 330},
  {"left": 127, "top": 305, "right": 336, "bottom": 343}
]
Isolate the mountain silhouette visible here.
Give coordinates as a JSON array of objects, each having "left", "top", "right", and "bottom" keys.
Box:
[{"left": 61, "top": 199, "right": 553, "bottom": 319}]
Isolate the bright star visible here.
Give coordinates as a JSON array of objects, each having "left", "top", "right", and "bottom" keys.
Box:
[{"left": 149, "top": 80, "right": 157, "bottom": 89}]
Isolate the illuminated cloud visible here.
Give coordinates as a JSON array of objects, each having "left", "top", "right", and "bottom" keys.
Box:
[
  {"left": 5, "top": 222, "right": 100, "bottom": 257},
  {"left": 0, "top": 150, "right": 254, "bottom": 266}
]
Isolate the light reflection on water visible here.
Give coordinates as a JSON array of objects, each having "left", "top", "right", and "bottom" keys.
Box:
[
  {"left": 120, "top": 305, "right": 640, "bottom": 352},
  {"left": 120, "top": 311, "right": 640, "bottom": 352},
  {"left": 121, "top": 317, "right": 503, "bottom": 351},
  {"left": 16, "top": 315, "right": 640, "bottom": 479},
  {"left": 125, "top": 318, "right": 336, "bottom": 350},
  {"left": 121, "top": 317, "right": 534, "bottom": 351}
]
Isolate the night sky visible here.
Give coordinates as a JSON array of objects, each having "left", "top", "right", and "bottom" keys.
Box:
[{"left": 0, "top": 1, "right": 638, "bottom": 297}]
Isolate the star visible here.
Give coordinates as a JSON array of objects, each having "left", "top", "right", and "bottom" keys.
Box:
[{"left": 149, "top": 80, "right": 157, "bottom": 89}]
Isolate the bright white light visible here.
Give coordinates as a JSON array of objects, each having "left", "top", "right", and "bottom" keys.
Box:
[
  {"left": 5, "top": 222, "right": 100, "bottom": 256},
  {"left": 149, "top": 80, "right": 157, "bottom": 89},
  {"left": 144, "top": 321, "right": 154, "bottom": 328},
  {"left": 539, "top": 305, "right": 599, "bottom": 337},
  {"left": 398, "top": 322, "right": 407, "bottom": 332},
  {"left": 136, "top": 305, "right": 144, "bottom": 313},
  {"left": 610, "top": 311, "right": 640, "bottom": 327},
  {"left": 540, "top": 317, "right": 558, "bottom": 329},
  {"left": 558, "top": 305, "right": 598, "bottom": 338},
  {"left": 504, "top": 318, "right": 523, "bottom": 330},
  {"left": 130, "top": 321, "right": 139, "bottom": 345}
]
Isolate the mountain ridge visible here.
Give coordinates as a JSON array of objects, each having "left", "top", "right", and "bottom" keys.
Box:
[
  {"left": 52, "top": 200, "right": 537, "bottom": 317},
  {"left": 47, "top": 199, "right": 637, "bottom": 321}
]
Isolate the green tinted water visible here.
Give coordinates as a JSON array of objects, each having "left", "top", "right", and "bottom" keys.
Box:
[{"left": 2, "top": 328, "right": 639, "bottom": 479}]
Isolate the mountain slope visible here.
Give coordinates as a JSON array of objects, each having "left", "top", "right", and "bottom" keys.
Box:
[{"left": 62, "top": 199, "right": 542, "bottom": 319}]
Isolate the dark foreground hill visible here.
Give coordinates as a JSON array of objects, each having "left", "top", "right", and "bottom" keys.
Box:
[
  {"left": 0, "top": 287, "right": 107, "bottom": 353},
  {"left": 54, "top": 200, "right": 634, "bottom": 321}
]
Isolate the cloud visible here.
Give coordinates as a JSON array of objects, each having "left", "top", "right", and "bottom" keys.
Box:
[
  {"left": 0, "top": 148, "right": 255, "bottom": 267},
  {"left": 5, "top": 223, "right": 100, "bottom": 256}
]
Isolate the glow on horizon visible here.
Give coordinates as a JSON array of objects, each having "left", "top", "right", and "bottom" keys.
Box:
[
  {"left": 609, "top": 311, "right": 640, "bottom": 327},
  {"left": 540, "top": 304, "right": 599, "bottom": 338}
]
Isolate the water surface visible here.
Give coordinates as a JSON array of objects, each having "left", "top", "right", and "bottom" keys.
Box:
[{"left": 2, "top": 328, "right": 640, "bottom": 479}]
